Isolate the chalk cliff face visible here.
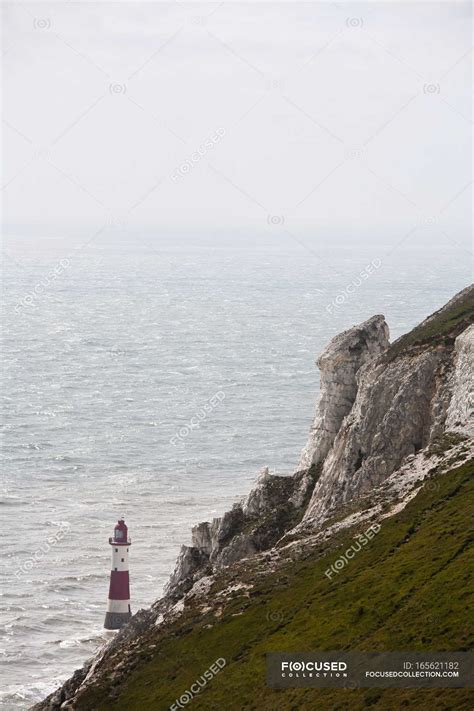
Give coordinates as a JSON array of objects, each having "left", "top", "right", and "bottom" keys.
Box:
[
  {"left": 161, "top": 284, "right": 473, "bottom": 589},
  {"left": 303, "top": 349, "right": 448, "bottom": 524},
  {"left": 298, "top": 315, "right": 390, "bottom": 470},
  {"left": 34, "top": 285, "right": 474, "bottom": 711},
  {"left": 303, "top": 285, "right": 474, "bottom": 525},
  {"left": 446, "top": 325, "right": 474, "bottom": 436}
]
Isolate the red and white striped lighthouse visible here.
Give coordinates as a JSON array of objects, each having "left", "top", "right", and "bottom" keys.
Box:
[{"left": 104, "top": 518, "right": 132, "bottom": 630}]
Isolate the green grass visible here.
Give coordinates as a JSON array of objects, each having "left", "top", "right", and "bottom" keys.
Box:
[
  {"left": 383, "top": 287, "right": 473, "bottom": 363},
  {"left": 75, "top": 459, "right": 474, "bottom": 711}
]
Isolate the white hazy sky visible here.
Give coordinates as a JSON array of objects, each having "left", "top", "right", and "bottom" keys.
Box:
[{"left": 1, "top": 1, "right": 472, "bottom": 253}]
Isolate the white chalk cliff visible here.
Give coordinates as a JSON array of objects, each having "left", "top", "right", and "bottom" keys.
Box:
[
  {"left": 298, "top": 315, "right": 390, "bottom": 470},
  {"left": 302, "top": 286, "right": 474, "bottom": 525},
  {"left": 445, "top": 324, "right": 474, "bottom": 436},
  {"left": 156, "top": 286, "right": 474, "bottom": 599}
]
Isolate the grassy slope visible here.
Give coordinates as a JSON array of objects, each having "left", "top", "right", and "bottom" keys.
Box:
[
  {"left": 383, "top": 286, "right": 473, "bottom": 363},
  {"left": 78, "top": 459, "right": 474, "bottom": 711}
]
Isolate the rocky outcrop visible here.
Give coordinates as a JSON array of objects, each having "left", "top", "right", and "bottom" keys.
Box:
[
  {"left": 303, "top": 286, "right": 474, "bottom": 525},
  {"left": 298, "top": 315, "right": 389, "bottom": 469},
  {"left": 164, "top": 467, "right": 318, "bottom": 598},
  {"left": 163, "top": 545, "right": 210, "bottom": 600},
  {"left": 37, "top": 665, "right": 89, "bottom": 711},
  {"left": 446, "top": 325, "right": 474, "bottom": 435},
  {"left": 303, "top": 349, "right": 449, "bottom": 523}
]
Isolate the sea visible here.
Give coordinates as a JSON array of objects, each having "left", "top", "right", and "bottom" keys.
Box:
[{"left": 1, "top": 232, "right": 470, "bottom": 708}]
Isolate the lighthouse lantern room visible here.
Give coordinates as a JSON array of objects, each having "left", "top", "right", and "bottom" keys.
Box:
[{"left": 104, "top": 518, "right": 132, "bottom": 630}]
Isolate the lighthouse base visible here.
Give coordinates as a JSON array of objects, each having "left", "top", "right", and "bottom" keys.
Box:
[{"left": 104, "top": 611, "right": 131, "bottom": 630}]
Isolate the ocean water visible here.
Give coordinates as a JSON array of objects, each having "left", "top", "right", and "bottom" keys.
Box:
[{"left": 0, "top": 234, "right": 469, "bottom": 708}]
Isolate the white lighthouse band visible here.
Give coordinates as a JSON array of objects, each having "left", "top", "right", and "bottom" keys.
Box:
[{"left": 104, "top": 519, "right": 132, "bottom": 630}]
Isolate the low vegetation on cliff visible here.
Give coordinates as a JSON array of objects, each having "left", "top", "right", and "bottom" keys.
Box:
[{"left": 383, "top": 285, "right": 474, "bottom": 363}]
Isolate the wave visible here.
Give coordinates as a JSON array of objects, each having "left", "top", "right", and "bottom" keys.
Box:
[
  {"left": 0, "top": 680, "right": 63, "bottom": 707},
  {"left": 58, "top": 573, "right": 104, "bottom": 583}
]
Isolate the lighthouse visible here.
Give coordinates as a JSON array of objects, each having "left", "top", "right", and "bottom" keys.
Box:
[{"left": 104, "top": 518, "right": 132, "bottom": 630}]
